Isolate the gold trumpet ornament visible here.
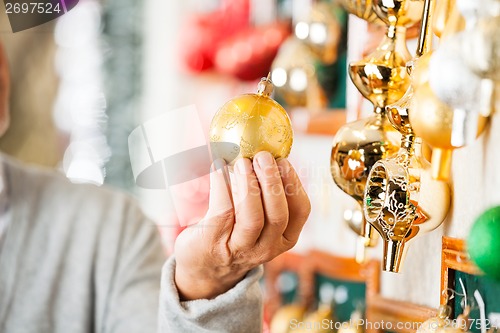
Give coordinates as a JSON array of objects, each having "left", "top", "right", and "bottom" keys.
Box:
[
  {"left": 209, "top": 75, "right": 293, "bottom": 166},
  {"left": 331, "top": 0, "right": 424, "bottom": 262}
]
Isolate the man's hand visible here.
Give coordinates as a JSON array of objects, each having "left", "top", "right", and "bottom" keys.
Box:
[{"left": 174, "top": 151, "right": 311, "bottom": 301}]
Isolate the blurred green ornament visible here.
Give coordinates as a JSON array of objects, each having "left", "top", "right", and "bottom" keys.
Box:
[{"left": 467, "top": 206, "right": 500, "bottom": 281}]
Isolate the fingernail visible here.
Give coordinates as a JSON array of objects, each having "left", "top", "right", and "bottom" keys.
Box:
[
  {"left": 211, "top": 158, "right": 226, "bottom": 174},
  {"left": 254, "top": 151, "right": 274, "bottom": 170},
  {"left": 277, "top": 158, "right": 291, "bottom": 176},
  {"left": 234, "top": 158, "right": 253, "bottom": 175}
]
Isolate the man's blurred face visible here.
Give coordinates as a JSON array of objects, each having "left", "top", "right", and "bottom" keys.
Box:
[{"left": 0, "top": 41, "right": 10, "bottom": 137}]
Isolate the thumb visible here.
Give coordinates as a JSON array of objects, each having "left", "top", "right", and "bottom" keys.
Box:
[{"left": 204, "top": 159, "right": 234, "bottom": 227}]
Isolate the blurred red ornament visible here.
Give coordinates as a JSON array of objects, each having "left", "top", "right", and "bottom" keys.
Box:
[
  {"left": 214, "top": 21, "right": 291, "bottom": 81},
  {"left": 179, "top": 0, "right": 250, "bottom": 73}
]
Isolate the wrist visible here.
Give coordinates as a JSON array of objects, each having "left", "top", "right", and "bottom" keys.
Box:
[{"left": 174, "top": 262, "right": 248, "bottom": 301}]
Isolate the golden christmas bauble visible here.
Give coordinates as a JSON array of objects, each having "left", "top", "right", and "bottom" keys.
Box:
[{"left": 209, "top": 76, "right": 293, "bottom": 166}]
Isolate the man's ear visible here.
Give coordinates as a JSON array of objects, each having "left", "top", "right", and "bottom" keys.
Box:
[{"left": 0, "top": 41, "right": 10, "bottom": 137}]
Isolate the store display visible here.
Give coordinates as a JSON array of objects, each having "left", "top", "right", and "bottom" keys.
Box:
[
  {"left": 331, "top": 113, "right": 399, "bottom": 261},
  {"left": 363, "top": 0, "right": 451, "bottom": 273},
  {"left": 331, "top": 0, "right": 424, "bottom": 262},
  {"left": 209, "top": 75, "right": 293, "bottom": 166},
  {"left": 467, "top": 206, "right": 500, "bottom": 281}
]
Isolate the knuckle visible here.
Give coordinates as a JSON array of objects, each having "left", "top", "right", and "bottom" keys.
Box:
[
  {"left": 266, "top": 211, "right": 289, "bottom": 227},
  {"left": 281, "top": 237, "right": 296, "bottom": 251}
]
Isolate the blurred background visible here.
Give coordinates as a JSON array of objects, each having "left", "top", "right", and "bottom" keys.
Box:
[{"left": 2, "top": 0, "right": 500, "bottom": 332}]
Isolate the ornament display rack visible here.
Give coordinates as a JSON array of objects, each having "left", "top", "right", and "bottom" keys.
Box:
[
  {"left": 264, "top": 251, "right": 442, "bottom": 333},
  {"left": 440, "top": 237, "right": 500, "bottom": 332},
  {"left": 264, "top": 251, "right": 380, "bottom": 327}
]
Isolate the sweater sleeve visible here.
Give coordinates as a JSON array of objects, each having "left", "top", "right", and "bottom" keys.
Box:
[{"left": 158, "top": 256, "right": 264, "bottom": 333}]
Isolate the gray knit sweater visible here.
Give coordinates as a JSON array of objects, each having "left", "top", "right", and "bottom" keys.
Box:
[{"left": 0, "top": 157, "right": 263, "bottom": 333}]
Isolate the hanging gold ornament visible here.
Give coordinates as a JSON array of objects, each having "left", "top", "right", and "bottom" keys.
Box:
[
  {"left": 331, "top": 0, "right": 423, "bottom": 262},
  {"left": 409, "top": 2, "right": 489, "bottom": 181},
  {"left": 209, "top": 76, "right": 293, "bottom": 166},
  {"left": 331, "top": 112, "right": 400, "bottom": 260},
  {"left": 294, "top": 1, "right": 344, "bottom": 65},
  {"left": 363, "top": 0, "right": 451, "bottom": 273},
  {"left": 271, "top": 37, "right": 328, "bottom": 111}
]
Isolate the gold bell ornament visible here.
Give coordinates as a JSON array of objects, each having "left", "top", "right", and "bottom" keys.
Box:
[
  {"left": 331, "top": 0, "right": 424, "bottom": 262},
  {"left": 209, "top": 75, "right": 293, "bottom": 166},
  {"left": 409, "top": 2, "right": 489, "bottom": 181},
  {"left": 363, "top": 0, "right": 451, "bottom": 273}
]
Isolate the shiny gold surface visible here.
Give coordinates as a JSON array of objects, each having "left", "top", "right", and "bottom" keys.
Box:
[
  {"left": 331, "top": 113, "right": 401, "bottom": 249},
  {"left": 432, "top": 0, "right": 454, "bottom": 38},
  {"left": 364, "top": 0, "right": 451, "bottom": 273},
  {"left": 364, "top": 141, "right": 451, "bottom": 272},
  {"left": 337, "top": 0, "right": 383, "bottom": 24},
  {"left": 386, "top": 85, "right": 414, "bottom": 136},
  {"left": 372, "top": 0, "right": 425, "bottom": 28},
  {"left": 348, "top": 27, "right": 412, "bottom": 110},
  {"left": 333, "top": 0, "right": 420, "bottom": 255},
  {"left": 271, "top": 37, "right": 328, "bottom": 111},
  {"left": 209, "top": 77, "right": 293, "bottom": 166},
  {"left": 409, "top": 80, "right": 488, "bottom": 180}
]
